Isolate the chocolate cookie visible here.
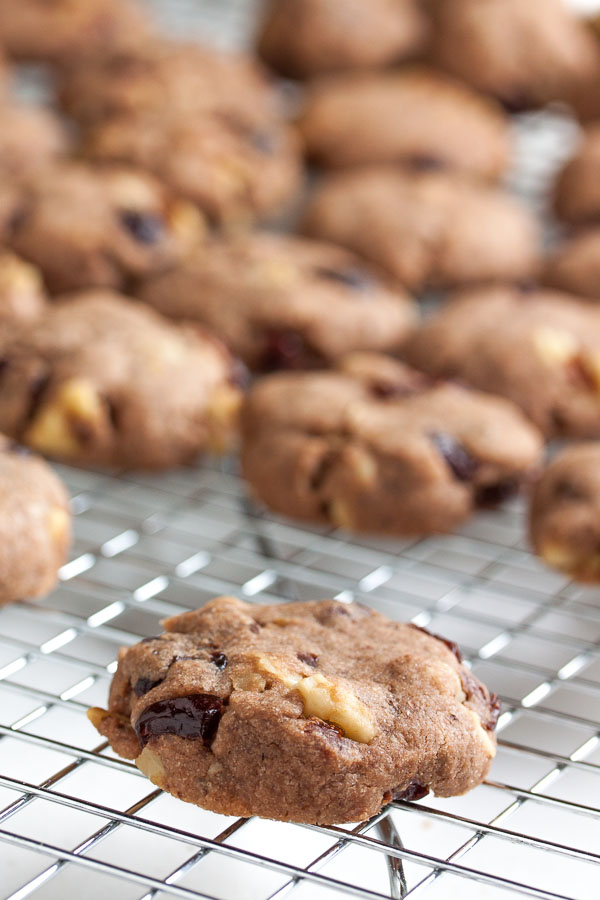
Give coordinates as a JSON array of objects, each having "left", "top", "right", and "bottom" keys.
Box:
[
  {"left": 84, "top": 110, "right": 303, "bottom": 226},
  {"left": 0, "top": 102, "right": 68, "bottom": 182},
  {"left": 302, "top": 167, "right": 539, "bottom": 291},
  {"left": 0, "top": 434, "right": 70, "bottom": 605},
  {"left": 554, "top": 126, "right": 600, "bottom": 225},
  {"left": 545, "top": 229, "right": 600, "bottom": 299},
  {"left": 241, "top": 353, "right": 543, "bottom": 534},
  {"left": 59, "top": 40, "right": 278, "bottom": 126},
  {"left": 405, "top": 286, "right": 600, "bottom": 437},
  {"left": 8, "top": 163, "right": 205, "bottom": 294},
  {"left": 257, "top": 0, "right": 428, "bottom": 79},
  {"left": 428, "top": 0, "right": 599, "bottom": 110},
  {"left": 0, "top": 0, "right": 153, "bottom": 64},
  {"left": 0, "top": 251, "right": 46, "bottom": 325},
  {"left": 0, "top": 291, "right": 242, "bottom": 469},
  {"left": 530, "top": 444, "right": 600, "bottom": 582},
  {"left": 298, "top": 67, "right": 510, "bottom": 179},
  {"left": 136, "top": 232, "right": 416, "bottom": 370},
  {"left": 88, "top": 595, "right": 498, "bottom": 824}
]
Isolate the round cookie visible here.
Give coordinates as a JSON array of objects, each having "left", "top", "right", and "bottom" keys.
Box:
[
  {"left": 297, "top": 67, "right": 510, "bottom": 179},
  {"left": 136, "top": 232, "right": 416, "bottom": 370},
  {"left": 0, "top": 251, "right": 46, "bottom": 325},
  {"left": 256, "top": 0, "right": 428, "bottom": 79},
  {"left": 404, "top": 286, "right": 600, "bottom": 438},
  {"left": 0, "top": 103, "right": 68, "bottom": 182},
  {"left": 0, "top": 291, "right": 242, "bottom": 469},
  {"left": 554, "top": 126, "right": 600, "bottom": 225},
  {"left": 428, "top": 0, "right": 599, "bottom": 110},
  {"left": 8, "top": 163, "right": 205, "bottom": 294},
  {"left": 58, "top": 40, "right": 278, "bottom": 126},
  {"left": 0, "top": 0, "right": 153, "bottom": 64},
  {"left": 0, "top": 434, "right": 71, "bottom": 605},
  {"left": 241, "top": 353, "right": 543, "bottom": 535},
  {"left": 88, "top": 595, "right": 499, "bottom": 824},
  {"left": 530, "top": 444, "right": 600, "bottom": 582},
  {"left": 302, "top": 167, "right": 539, "bottom": 292},
  {"left": 84, "top": 110, "right": 303, "bottom": 226},
  {"left": 545, "top": 229, "right": 600, "bottom": 300}
]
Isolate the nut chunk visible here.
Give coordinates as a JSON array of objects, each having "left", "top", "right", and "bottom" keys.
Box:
[{"left": 89, "top": 595, "right": 498, "bottom": 824}]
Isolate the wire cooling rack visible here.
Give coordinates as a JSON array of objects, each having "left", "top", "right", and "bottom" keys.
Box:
[{"left": 2, "top": 2, "right": 600, "bottom": 899}]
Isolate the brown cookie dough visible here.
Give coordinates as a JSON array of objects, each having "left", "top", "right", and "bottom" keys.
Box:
[
  {"left": 240, "top": 353, "right": 543, "bottom": 535},
  {"left": 298, "top": 67, "right": 510, "bottom": 179},
  {"left": 8, "top": 163, "right": 205, "bottom": 294},
  {"left": 0, "top": 0, "right": 154, "bottom": 64},
  {"left": 0, "top": 102, "right": 68, "bottom": 182},
  {"left": 58, "top": 40, "right": 278, "bottom": 126},
  {"left": 84, "top": 110, "right": 303, "bottom": 226},
  {"left": 0, "top": 434, "right": 70, "bottom": 605},
  {"left": 136, "top": 232, "right": 416, "bottom": 370},
  {"left": 0, "top": 251, "right": 46, "bottom": 325},
  {"left": 88, "top": 595, "right": 498, "bottom": 824},
  {"left": 302, "top": 167, "right": 539, "bottom": 291},
  {"left": 545, "top": 229, "right": 600, "bottom": 300},
  {"left": 554, "top": 126, "right": 600, "bottom": 225},
  {"left": 530, "top": 444, "right": 600, "bottom": 582},
  {"left": 257, "top": 0, "right": 428, "bottom": 79},
  {"left": 0, "top": 291, "right": 242, "bottom": 469},
  {"left": 428, "top": 0, "right": 599, "bottom": 110},
  {"left": 405, "top": 286, "right": 600, "bottom": 438}
]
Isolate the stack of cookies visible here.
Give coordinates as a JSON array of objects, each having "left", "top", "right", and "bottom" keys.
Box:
[{"left": 2, "top": 0, "right": 600, "bottom": 826}]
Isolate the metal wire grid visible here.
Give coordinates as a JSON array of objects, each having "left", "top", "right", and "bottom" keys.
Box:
[{"left": 1, "top": 1, "right": 600, "bottom": 898}]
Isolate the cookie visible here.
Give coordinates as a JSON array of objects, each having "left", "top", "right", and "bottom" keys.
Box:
[
  {"left": 404, "top": 286, "right": 600, "bottom": 438},
  {"left": 428, "top": 0, "right": 599, "bottom": 110},
  {"left": 0, "top": 251, "right": 46, "bottom": 325},
  {"left": 545, "top": 229, "right": 600, "bottom": 299},
  {"left": 58, "top": 40, "right": 278, "bottom": 126},
  {"left": 8, "top": 163, "right": 205, "bottom": 294},
  {"left": 241, "top": 353, "right": 543, "bottom": 535},
  {"left": 0, "top": 434, "right": 70, "bottom": 605},
  {"left": 554, "top": 126, "right": 600, "bottom": 225},
  {"left": 302, "top": 167, "right": 539, "bottom": 291},
  {"left": 530, "top": 444, "right": 600, "bottom": 582},
  {"left": 136, "top": 232, "right": 416, "bottom": 370},
  {"left": 298, "top": 67, "right": 510, "bottom": 179},
  {"left": 0, "top": 0, "right": 153, "bottom": 64},
  {"left": 0, "top": 291, "right": 242, "bottom": 469},
  {"left": 88, "top": 595, "right": 498, "bottom": 824},
  {"left": 0, "top": 102, "right": 68, "bottom": 182},
  {"left": 84, "top": 110, "right": 303, "bottom": 226},
  {"left": 257, "top": 0, "right": 428, "bottom": 79}
]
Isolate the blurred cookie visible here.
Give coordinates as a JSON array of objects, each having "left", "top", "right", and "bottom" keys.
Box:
[
  {"left": 136, "top": 232, "right": 416, "bottom": 370},
  {"left": 0, "top": 291, "right": 242, "bottom": 468},
  {"left": 302, "top": 167, "right": 539, "bottom": 291},
  {"left": 405, "top": 286, "right": 600, "bottom": 437},
  {"left": 298, "top": 67, "right": 510, "bottom": 179},
  {"left": 554, "top": 126, "right": 600, "bottom": 224},
  {"left": 0, "top": 251, "right": 46, "bottom": 325},
  {"left": 0, "top": 103, "right": 68, "bottom": 181},
  {"left": 545, "top": 229, "right": 600, "bottom": 299},
  {"left": 84, "top": 111, "right": 303, "bottom": 226},
  {"left": 9, "top": 163, "right": 205, "bottom": 294},
  {"left": 59, "top": 40, "right": 278, "bottom": 125},
  {"left": 241, "top": 353, "right": 543, "bottom": 534},
  {"left": 428, "top": 0, "right": 599, "bottom": 110},
  {"left": 0, "top": 0, "right": 153, "bottom": 64},
  {"left": 0, "top": 435, "right": 70, "bottom": 605},
  {"left": 257, "top": 0, "right": 428, "bottom": 78},
  {"left": 530, "top": 444, "right": 600, "bottom": 582},
  {"left": 89, "top": 594, "right": 498, "bottom": 824}
]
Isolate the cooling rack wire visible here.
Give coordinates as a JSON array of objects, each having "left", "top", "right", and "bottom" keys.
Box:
[{"left": 2, "top": 2, "right": 600, "bottom": 899}]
